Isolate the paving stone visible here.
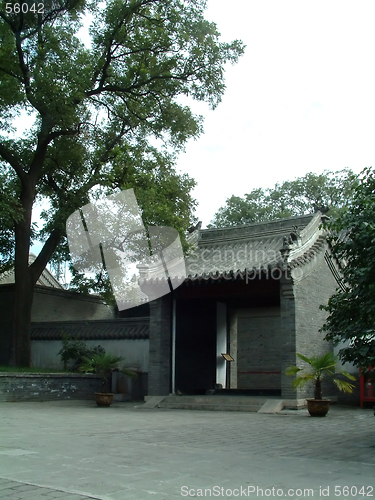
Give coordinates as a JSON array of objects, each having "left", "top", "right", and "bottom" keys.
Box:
[
  {"left": 0, "top": 401, "right": 374, "bottom": 499},
  {"left": 0, "top": 479, "right": 100, "bottom": 500}
]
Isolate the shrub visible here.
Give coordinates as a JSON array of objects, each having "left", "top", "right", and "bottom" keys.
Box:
[{"left": 58, "top": 335, "right": 105, "bottom": 370}]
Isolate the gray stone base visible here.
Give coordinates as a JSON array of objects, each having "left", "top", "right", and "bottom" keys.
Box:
[
  {"left": 282, "top": 398, "right": 307, "bottom": 409},
  {"left": 0, "top": 372, "right": 102, "bottom": 401},
  {"left": 258, "top": 399, "right": 284, "bottom": 413}
]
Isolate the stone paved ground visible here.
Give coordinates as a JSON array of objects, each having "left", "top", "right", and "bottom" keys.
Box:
[
  {"left": 0, "top": 401, "right": 374, "bottom": 499},
  {"left": 0, "top": 477, "right": 99, "bottom": 499}
]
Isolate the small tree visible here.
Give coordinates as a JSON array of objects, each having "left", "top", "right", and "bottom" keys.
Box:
[
  {"left": 79, "top": 352, "right": 136, "bottom": 393},
  {"left": 58, "top": 336, "right": 105, "bottom": 370},
  {"left": 286, "top": 353, "right": 355, "bottom": 400}
]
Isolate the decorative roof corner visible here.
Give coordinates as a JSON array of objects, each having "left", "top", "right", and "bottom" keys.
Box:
[{"left": 287, "top": 212, "right": 328, "bottom": 266}]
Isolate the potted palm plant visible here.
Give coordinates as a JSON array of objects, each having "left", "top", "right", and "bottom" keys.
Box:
[
  {"left": 79, "top": 352, "right": 136, "bottom": 407},
  {"left": 286, "top": 352, "right": 355, "bottom": 416}
]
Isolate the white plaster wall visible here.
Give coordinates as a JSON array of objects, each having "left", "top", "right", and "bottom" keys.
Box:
[
  {"left": 31, "top": 339, "right": 149, "bottom": 372},
  {"left": 334, "top": 341, "right": 357, "bottom": 375}
]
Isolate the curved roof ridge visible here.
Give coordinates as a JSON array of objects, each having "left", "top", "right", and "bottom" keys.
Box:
[{"left": 198, "top": 213, "right": 315, "bottom": 245}]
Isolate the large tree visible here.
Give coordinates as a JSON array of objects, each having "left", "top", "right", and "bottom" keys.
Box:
[
  {"left": 208, "top": 169, "right": 358, "bottom": 228},
  {"left": 0, "top": 0, "right": 244, "bottom": 366},
  {"left": 321, "top": 167, "right": 375, "bottom": 369}
]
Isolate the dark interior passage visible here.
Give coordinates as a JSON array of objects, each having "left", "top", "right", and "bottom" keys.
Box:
[{"left": 175, "top": 299, "right": 217, "bottom": 394}]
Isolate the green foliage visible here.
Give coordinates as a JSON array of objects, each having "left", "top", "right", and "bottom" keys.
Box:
[
  {"left": 58, "top": 335, "right": 105, "bottom": 370},
  {"left": 79, "top": 351, "right": 136, "bottom": 392},
  {"left": 0, "top": 168, "right": 23, "bottom": 273},
  {"left": 320, "top": 167, "right": 375, "bottom": 369},
  {"left": 208, "top": 169, "right": 357, "bottom": 228},
  {"left": 0, "top": 0, "right": 244, "bottom": 364},
  {"left": 286, "top": 352, "right": 355, "bottom": 400},
  {"left": 285, "top": 352, "right": 355, "bottom": 399}
]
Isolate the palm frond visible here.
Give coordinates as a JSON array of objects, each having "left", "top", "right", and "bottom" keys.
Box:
[
  {"left": 286, "top": 351, "right": 356, "bottom": 399},
  {"left": 333, "top": 378, "right": 355, "bottom": 394},
  {"left": 285, "top": 366, "right": 302, "bottom": 376},
  {"left": 337, "top": 370, "right": 356, "bottom": 381},
  {"left": 291, "top": 373, "right": 314, "bottom": 390},
  {"left": 296, "top": 353, "right": 312, "bottom": 365}
]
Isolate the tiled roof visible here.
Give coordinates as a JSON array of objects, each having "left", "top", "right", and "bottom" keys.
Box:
[
  {"left": 30, "top": 318, "right": 149, "bottom": 340},
  {"left": 187, "top": 213, "right": 330, "bottom": 278},
  {"left": 139, "top": 212, "right": 330, "bottom": 285}
]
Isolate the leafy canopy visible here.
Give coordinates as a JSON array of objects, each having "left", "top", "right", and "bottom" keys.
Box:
[
  {"left": 321, "top": 167, "right": 375, "bottom": 369},
  {"left": 208, "top": 169, "right": 357, "bottom": 228}
]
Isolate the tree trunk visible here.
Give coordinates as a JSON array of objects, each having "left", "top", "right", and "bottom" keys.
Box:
[
  {"left": 7, "top": 124, "right": 61, "bottom": 367},
  {"left": 10, "top": 193, "right": 35, "bottom": 367},
  {"left": 314, "top": 377, "right": 323, "bottom": 400},
  {"left": 11, "top": 269, "right": 35, "bottom": 367}
]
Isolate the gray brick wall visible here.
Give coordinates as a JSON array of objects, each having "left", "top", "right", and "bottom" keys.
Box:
[
  {"left": 0, "top": 373, "right": 102, "bottom": 401},
  {"left": 236, "top": 307, "right": 281, "bottom": 390},
  {"left": 148, "top": 295, "right": 172, "bottom": 395},
  {"left": 280, "top": 277, "right": 297, "bottom": 399},
  {"left": 293, "top": 249, "right": 339, "bottom": 399}
]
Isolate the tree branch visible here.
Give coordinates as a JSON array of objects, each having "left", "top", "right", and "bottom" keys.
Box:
[
  {"left": 87, "top": 71, "right": 191, "bottom": 98},
  {"left": 28, "top": 125, "right": 80, "bottom": 182},
  {"left": 0, "top": 65, "right": 22, "bottom": 81},
  {"left": 29, "top": 228, "right": 63, "bottom": 283},
  {"left": 14, "top": 31, "right": 35, "bottom": 109},
  {"left": 91, "top": 0, "right": 164, "bottom": 89},
  {"left": 47, "top": 127, "right": 81, "bottom": 143},
  {"left": 20, "top": 4, "right": 71, "bottom": 42},
  {"left": 0, "top": 143, "right": 26, "bottom": 182}
]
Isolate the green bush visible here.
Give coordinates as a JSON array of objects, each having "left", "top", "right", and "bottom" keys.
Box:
[{"left": 58, "top": 335, "right": 105, "bottom": 370}]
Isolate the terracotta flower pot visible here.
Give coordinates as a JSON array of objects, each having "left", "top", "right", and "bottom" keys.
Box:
[
  {"left": 95, "top": 393, "right": 114, "bottom": 407},
  {"left": 306, "top": 398, "right": 330, "bottom": 417}
]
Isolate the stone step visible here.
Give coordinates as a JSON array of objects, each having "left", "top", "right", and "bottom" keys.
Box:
[
  {"left": 163, "top": 395, "right": 269, "bottom": 404},
  {"left": 157, "top": 395, "right": 271, "bottom": 412},
  {"left": 158, "top": 401, "right": 264, "bottom": 412}
]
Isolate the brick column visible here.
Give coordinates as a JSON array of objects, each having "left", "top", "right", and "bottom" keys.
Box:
[
  {"left": 280, "top": 276, "right": 299, "bottom": 399},
  {"left": 147, "top": 294, "right": 172, "bottom": 396}
]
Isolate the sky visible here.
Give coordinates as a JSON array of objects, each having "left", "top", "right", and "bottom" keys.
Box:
[{"left": 177, "top": 0, "right": 375, "bottom": 226}]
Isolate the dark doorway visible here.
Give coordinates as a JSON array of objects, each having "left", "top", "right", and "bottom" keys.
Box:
[{"left": 175, "top": 298, "right": 217, "bottom": 394}]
